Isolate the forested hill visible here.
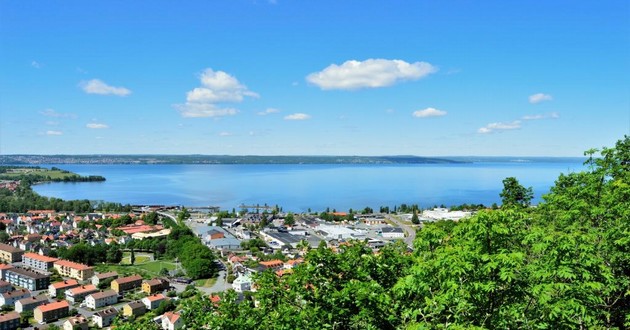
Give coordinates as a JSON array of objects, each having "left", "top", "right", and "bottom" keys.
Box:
[{"left": 0, "top": 154, "right": 466, "bottom": 165}]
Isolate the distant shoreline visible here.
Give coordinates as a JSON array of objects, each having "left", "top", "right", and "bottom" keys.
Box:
[{"left": 0, "top": 155, "right": 585, "bottom": 165}]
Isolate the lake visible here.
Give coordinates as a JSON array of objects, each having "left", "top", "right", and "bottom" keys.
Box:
[{"left": 31, "top": 161, "right": 585, "bottom": 212}]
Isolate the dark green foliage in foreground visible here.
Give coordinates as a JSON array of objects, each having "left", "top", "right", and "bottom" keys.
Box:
[{"left": 180, "top": 136, "right": 630, "bottom": 329}]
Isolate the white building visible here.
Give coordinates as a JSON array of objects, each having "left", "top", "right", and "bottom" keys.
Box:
[
  {"left": 421, "top": 208, "right": 471, "bottom": 221},
  {"left": 381, "top": 227, "right": 405, "bottom": 239},
  {"left": 161, "top": 311, "right": 183, "bottom": 330},
  {"left": 92, "top": 307, "right": 118, "bottom": 328},
  {"left": 232, "top": 273, "right": 252, "bottom": 292},
  {"left": 85, "top": 290, "right": 118, "bottom": 309}
]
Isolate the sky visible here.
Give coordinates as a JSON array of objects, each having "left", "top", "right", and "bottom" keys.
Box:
[{"left": 0, "top": 1, "right": 628, "bottom": 156}]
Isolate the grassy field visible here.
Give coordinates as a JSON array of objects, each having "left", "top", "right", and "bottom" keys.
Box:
[
  {"left": 194, "top": 277, "right": 218, "bottom": 288},
  {"left": 120, "top": 253, "right": 151, "bottom": 265},
  {"left": 94, "top": 255, "right": 178, "bottom": 279}
]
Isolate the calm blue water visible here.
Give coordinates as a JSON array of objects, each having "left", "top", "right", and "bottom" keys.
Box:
[{"left": 31, "top": 162, "right": 584, "bottom": 212}]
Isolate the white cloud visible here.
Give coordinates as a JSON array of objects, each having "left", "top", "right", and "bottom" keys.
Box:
[
  {"left": 386, "top": 109, "right": 395, "bottom": 113},
  {"left": 175, "top": 68, "right": 257, "bottom": 118},
  {"left": 306, "top": 58, "right": 437, "bottom": 90},
  {"left": 477, "top": 121, "right": 522, "bottom": 134},
  {"left": 31, "top": 61, "right": 42, "bottom": 69},
  {"left": 529, "top": 93, "right": 553, "bottom": 104},
  {"left": 80, "top": 79, "right": 131, "bottom": 96},
  {"left": 522, "top": 112, "right": 559, "bottom": 120},
  {"left": 174, "top": 103, "right": 238, "bottom": 118},
  {"left": 86, "top": 123, "right": 109, "bottom": 129},
  {"left": 46, "top": 130, "right": 63, "bottom": 136},
  {"left": 284, "top": 113, "right": 311, "bottom": 120},
  {"left": 258, "top": 108, "right": 280, "bottom": 116},
  {"left": 39, "top": 109, "right": 76, "bottom": 118},
  {"left": 412, "top": 107, "right": 447, "bottom": 118},
  {"left": 218, "top": 131, "right": 233, "bottom": 136}
]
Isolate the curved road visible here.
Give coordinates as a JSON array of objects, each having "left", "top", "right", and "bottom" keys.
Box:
[{"left": 385, "top": 214, "right": 417, "bottom": 248}]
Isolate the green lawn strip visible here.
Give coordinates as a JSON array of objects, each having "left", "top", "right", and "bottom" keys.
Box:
[
  {"left": 194, "top": 278, "right": 218, "bottom": 288},
  {"left": 94, "top": 260, "right": 176, "bottom": 279}
]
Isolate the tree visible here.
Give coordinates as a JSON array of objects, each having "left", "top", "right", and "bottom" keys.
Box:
[
  {"left": 130, "top": 248, "right": 135, "bottom": 265},
  {"left": 411, "top": 210, "right": 419, "bottom": 224},
  {"left": 106, "top": 245, "right": 123, "bottom": 263},
  {"left": 0, "top": 232, "right": 8, "bottom": 243},
  {"left": 284, "top": 213, "right": 295, "bottom": 226},
  {"left": 500, "top": 176, "right": 534, "bottom": 208}
]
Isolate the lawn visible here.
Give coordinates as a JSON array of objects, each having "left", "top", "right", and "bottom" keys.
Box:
[
  {"left": 94, "top": 259, "right": 178, "bottom": 279},
  {"left": 194, "top": 277, "right": 218, "bottom": 288}
]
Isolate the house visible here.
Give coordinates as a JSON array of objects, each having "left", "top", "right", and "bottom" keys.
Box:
[
  {"left": 111, "top": 275, "right": 142, "bottom": 293},
  {"left": 0, "top": 311, "right": 20, "bottom": 330},
  {"left": 53, "top": 260, "right": 94, "bottom": 281},
  {"left": 49, "top": 280, "right": 79, "bottom": 297},
  {"left": 92, "top": 307, "right": 118, "bottom": 328},
  {"left": 381, "top": 227, "right": 405, "bottom": 239},
  {"left": 5, "top": 266, "right": 49, "bottom": 291},
  {"left": 232, "top": 272, "right": 252, "bottom": 292},
  {"left": 259, "top": 259, "right": 284, "bottom": 271},
  {"left": 142, "top": 278, "right": 170, "bottom": 294},
  {"left": 15, "top": 294, "right": 48, "bottom": 313},
  {"left": 63, "top": 315, "right": 89, "bottom": 330},
  {"left": 22, "top": 252, "right": 58, "bottom": 272},
  {"left": 0, "top": 243, "right": 23, "bottom": 263},
  {"left": 141, "top": 293, "right": 166, "bottom": 310},
  {"left": 0, "top": 289, "right": 30, "bottom": 306},
  {"left": 161, "top": 311, "right": 183, "bottom": 330},
  {"left": 122, "top": 300, "right": 146, "bottom": 317},
  {"left": 34, "top": 300, "right": 69, "bottom": 323},
  {"left": 285, "top": 258, "right": 304, "bottom": 269},
  {"left": 0, "top": 280, "right": 12, "bottom": 293},
  {"left": 90, "top": 271, "right": 118, "bottom": 287},
  {"left": 84, "top": 290, "right": 118, "bottom": 309},
  {"left": 65, "top": 285, "right": 98, "bottom": 304}
]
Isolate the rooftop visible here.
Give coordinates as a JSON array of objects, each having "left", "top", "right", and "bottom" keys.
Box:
[
  {"left": 36, "top": 300, "right": 69, "bottom": 313},
  {"left": 115, "top": 274, "right": 143, "bottom": 284},
  {"left": 23, "top": 252, "right": 58, "bottom": 263},
  {"left": 54, "top": 259, "right": 93, "bottom": 271},
  {"left": 88, "top": 290, "right": 118, "bottom": 300}
]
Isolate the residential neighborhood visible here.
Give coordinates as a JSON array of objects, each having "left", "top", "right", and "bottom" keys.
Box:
[{"left": 0, "top": 205, "right": 420, "bottom": 329}]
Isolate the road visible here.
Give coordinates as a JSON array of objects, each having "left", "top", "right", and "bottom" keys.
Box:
[{"left": 385, "top": 214, "right": 417, "bottom": 248}]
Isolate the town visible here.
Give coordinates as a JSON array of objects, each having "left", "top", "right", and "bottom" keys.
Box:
[{"left": 0, "top": 204, "right": 472, "bottom": 330}]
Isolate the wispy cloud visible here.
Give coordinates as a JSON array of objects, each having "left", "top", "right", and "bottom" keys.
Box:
[
  {"left": 522, "top": 112, "right": 559, "bottom": 120},
  {"left": 80, "top": 79, "right": 131, "bottom": 96},
  {"left": 218, "top": 131, "right": 233, "bottom": 136},
  {"left": 477, "top": 121, "right": 522, "bottom": 134},
  {"left": 284, "top": 113, "right": 311, "bottom": 120},
  {"left": 258, "top": 108, "right": 280, "bottom": 116},
  {"left": 31, "top": 61, "right": 42, "bottom": 69},
  {"left": 174, "top": 103, "right": 238, "bottom": 118},
  {"left": 45, "top": 130, "right": 63, "bottom": 136},
  {"left": 306, "top": 58, "right": 437, "bottom": 90},
  {"left": 174, "top": 68, "right": 257, "bottom": 118},
  {"left": 39, "top": 109, "right": 76, "bottom": 119},
  {"left": 86, "top": 123, "right": 109, "bottom": 129},
  {"left": 529, "top": 93, "right": 553, "bottom": 104},
  {"left": 412, "top": 107, "right": 447, "bottom": 118}
]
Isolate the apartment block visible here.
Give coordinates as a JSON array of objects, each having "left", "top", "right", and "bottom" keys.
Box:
[
  {"left": 34, "top": 300, "right": 69, "bottom": 324},
  {"left": 53, "top": 260, "right": 94, "bottom": 281},
  {"left": 4, "top": 267, "right": 50, "bottom": 291},
  {"left": 22, "top": 252, "right": 58, "bottom": 272}
]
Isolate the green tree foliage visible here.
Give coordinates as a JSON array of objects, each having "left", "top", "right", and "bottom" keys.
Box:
[
  {"left": 284, "top": 212, "right": 295, "bottom": 226},
  {"left": 499, "top": 176, "right": 534, "bottom": 208},
  {"left": 411, "top": 209, "right": 419, "bottom": 224}
]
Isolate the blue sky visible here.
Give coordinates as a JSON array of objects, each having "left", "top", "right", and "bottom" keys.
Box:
[{"left": 1, "top": 1, "right": 628, "bottom": 156}]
